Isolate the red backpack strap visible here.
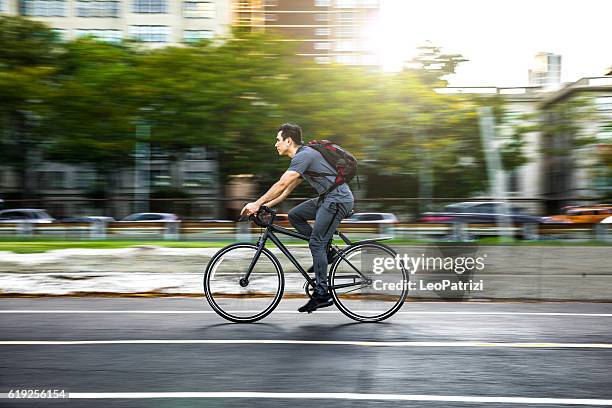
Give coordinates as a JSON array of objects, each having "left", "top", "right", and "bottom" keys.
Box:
[{"left": 308, "top": 139, "right": 333, "bottom": 145}]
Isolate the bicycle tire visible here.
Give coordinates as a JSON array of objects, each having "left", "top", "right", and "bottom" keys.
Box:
[
  {"left": 330, "top": 242, "right": 408, "bottom": 322},
  {"left": 204, "top": 243, "right": 284, "bottom": 323}
]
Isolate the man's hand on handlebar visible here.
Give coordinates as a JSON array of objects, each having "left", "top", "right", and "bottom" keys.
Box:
[
  {"left": 238, "top": 204, "right": 276, "bottom": 225},
  {"left": 240, "top": 202, "right": 261, "bottom": 217}
]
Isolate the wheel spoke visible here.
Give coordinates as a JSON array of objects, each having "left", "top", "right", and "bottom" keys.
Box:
[
  {"left": 336, "top": 252, "right": 369, "bottom": 280},
  {"left": 204, "top": 244, "right": 283, "bottom": 323},
  {"left": 331, "top": 243, "right": 408, "bottom": 322}
]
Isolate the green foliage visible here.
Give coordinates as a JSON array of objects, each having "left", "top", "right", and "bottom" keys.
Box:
[
  {"left": 0, "top": 16, "right": 541, "bottom": 201},
  {"left": 0, "top": 16, "right": 62, "bottom": 194},
  {"left": 599, "top": 124, "right": 612, "bottom": 169},
  {"left": 0, "top": 16, "right": 60, "bottom": 68},
  {"left": 499, "top": 111, "right": 538, "bottom": 171},
  {"left": 45, "top": 38, "right": 141, "bottom": 171},
  {"left": 354, "top": 70, "right": 490, "bottom": 197},
  {"left": 541, "top": 95, "right": 598, "bottom": 156},
  {"left": 404, "top": 42, "right": 468, "bottom": 87}
]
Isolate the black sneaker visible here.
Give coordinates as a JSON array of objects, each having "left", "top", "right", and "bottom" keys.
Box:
[{"left": 298, "top": 294, "right": 333, "bottom": 313}]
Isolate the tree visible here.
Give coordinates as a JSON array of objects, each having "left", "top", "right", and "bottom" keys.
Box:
[
  {"left": 541, "top": 95, "right": 598, "bottom": 156},
  {"left": 275, "top": 54, "right": 496, "bottom": 202},
  {"left": 355, "top": 69, "right": 490, "bottom": 201},
  {"left": 404, "top": 42, "right": 468, "bottom": 87},
  {"left": 498, "top": 111, "right": 536, "bottom": 172},
  {"left": 44, "top": 37, "right": 142, "bottom": 199},
  {"left": 0, "top": 17, "right": 520, "bottom": 211},
  {"left": 0, "top": 16, "right": 61, "bottom": 197},
  {"left": 133, "top": 29, "right": 297, "bottom": 183}
]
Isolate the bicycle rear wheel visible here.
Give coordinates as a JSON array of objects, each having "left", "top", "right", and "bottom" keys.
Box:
[
  {"left": 330, "top": 242, "right": 408, "bottom": 322},
  {"left": 204, "top": 243, "right": 284, "bottom": 323}
]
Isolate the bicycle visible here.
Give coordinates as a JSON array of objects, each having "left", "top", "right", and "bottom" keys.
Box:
[{"left": 203, "top": 206, "right": 409, "bottom": 323}]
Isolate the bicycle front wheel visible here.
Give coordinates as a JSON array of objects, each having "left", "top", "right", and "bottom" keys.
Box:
[
  {"left": 204, "top": 243, "right": 284, "bottom": 323},
  {"left": 330, "top": 242, "right": 408, "bottom": 322}
]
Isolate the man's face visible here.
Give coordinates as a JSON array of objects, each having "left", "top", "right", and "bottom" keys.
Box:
[{"left": 275, "top": 131, "right": 291, "bottom": 156}]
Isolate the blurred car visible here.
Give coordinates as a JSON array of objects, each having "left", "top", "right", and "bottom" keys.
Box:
[
  {"left": 342, "top": 212, "right": 398, "bottom": 224},
  {"left": 0, "top": 209, "right": 55, "bottom": 223},
  {"left": 542, "top": 205, "right": 612, "bottom": 224},
  {"left": 419, "top": 202, "right": 542, "bottom": 224},
  {"left": 196, "top": 218, "right": 233, "bottom": 223},
  {"left": 600, "top": 216, "right": 612, "bottom": 224},
  {"left": 119, "top": 212, "right": 179, "bottom": 222},
  {"left": 59, "top": 216, "right": 116, "bottom": 223}
]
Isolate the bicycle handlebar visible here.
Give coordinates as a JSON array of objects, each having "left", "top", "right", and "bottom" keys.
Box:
[{"left": 238, "top": 205, "right": 277, "bottom": 228}]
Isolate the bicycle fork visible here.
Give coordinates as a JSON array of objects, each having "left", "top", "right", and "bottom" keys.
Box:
[{"left": 239, "top": 230, "right": 269, "bottom": 287}]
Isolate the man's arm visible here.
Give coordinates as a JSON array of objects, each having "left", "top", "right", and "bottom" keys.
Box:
[
  {"left": 264, "top": 177, "right": 302, "bottom": 208},
  {"left": 241, "top": 171, "right": 302, "bottom": 215}
]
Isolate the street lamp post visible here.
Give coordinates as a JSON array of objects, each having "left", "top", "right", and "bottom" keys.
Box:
[
  {"left": 478, "top": 106, "right": 513, "bottom": 241},
  {"left": 134, "top": 116, "right": 151, "bottom": 213}
]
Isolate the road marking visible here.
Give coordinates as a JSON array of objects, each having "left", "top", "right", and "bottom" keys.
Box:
[
  {"left": 1, "top": 339, "right": 611, "bottom": 348},
  {"left": 60, "top": 392, "right": 612, "bottom": 405},
  {"left": 1, "top": 310, "right": 611, "bottom": 317}
]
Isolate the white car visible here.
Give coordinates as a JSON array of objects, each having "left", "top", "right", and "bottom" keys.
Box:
[
  {"left": 601, "top": 216, "right": 612, "bottom": 224},
  {"left": 342, "top": 212, "right": 398, "bottom": 224},
  {"left": 120, "top": 212, "right": 180, "bottom": 222},
  {"left": 60, "top": 216, "right": 116, "bottom": 223},
  {"left": 0, "top": 209, "right": 54, "bottom": 223}
]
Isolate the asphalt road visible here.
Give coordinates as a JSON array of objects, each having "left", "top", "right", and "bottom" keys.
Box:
[{"left": 1, "top": 297, "right": 611, "bottom": 408}]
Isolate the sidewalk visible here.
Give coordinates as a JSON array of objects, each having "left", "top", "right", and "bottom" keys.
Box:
[
  {"left": 0, "top": 245, "right": 610, "bottom": 300},
  {"left": 0, "top": 246, "right": 314, "bottom": 296}
]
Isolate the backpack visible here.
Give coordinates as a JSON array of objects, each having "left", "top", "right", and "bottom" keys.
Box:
[{"left": 304, "top": 139, "right": 359, "bottom": 197}]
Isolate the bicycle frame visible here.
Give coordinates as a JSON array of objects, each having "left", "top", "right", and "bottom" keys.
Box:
[
  {"left": 240, "top": 210, "right": 366, "bottom": 288},
  {"left": 206, "top": 208, "right": 408, "bottom": 323}
]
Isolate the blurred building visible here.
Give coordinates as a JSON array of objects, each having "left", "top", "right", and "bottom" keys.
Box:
[
  {"left": 233, "top": 0, "right": 380, "bottom": 66},
  {"left": 225, "top": 174, "right": 255, "bottom": 219},
  {"left": 528, "top": 52, "right": 562, "bottom": 89},
  {"left": 0, "top": 147, "right": 221, "bottom": 219},
  {"left": 438, "top": 76, "right": 612, "bottom": 213},
  {"left": 436, "top": 85, "right": 545, "bottom": 213},
  {"left": 0, "top": 0, "right": 231, "bottom": 44},
  {"left": 0, "top": 1, "right": 232, "bottom": 218},
  {"left": 540, "top": 77, "right": 612, "bottom": 211}
]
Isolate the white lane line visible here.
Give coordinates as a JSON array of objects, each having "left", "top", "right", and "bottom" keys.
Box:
[
  {"left": 1, "top": 310, "right": 612, "bottom": 317},
  {"left": 1, "top": 339, "right": 611, "bottom": 348},
  {"left": 63, "top": 392, "right": 612, "bottom": 405}
]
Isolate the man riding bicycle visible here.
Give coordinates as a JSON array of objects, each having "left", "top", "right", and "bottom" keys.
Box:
[{"left": 241, "top": 123, "right": 354, "bottom": 313}]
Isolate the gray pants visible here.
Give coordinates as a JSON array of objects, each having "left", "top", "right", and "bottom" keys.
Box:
[{"left": 288, "top": 198, "right": 354, "bottom": 297}]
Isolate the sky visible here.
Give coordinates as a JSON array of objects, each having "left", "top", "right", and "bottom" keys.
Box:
[{"left": 377, "top": 0, "right": 612, "bottom": 87}]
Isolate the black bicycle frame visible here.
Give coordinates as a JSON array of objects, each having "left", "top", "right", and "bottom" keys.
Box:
[{"left": 241, "top": 219, "right": 362, "bottom": 287}]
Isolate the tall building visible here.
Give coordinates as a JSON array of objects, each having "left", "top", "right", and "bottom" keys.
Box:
[
  {"left": 528, "top": 52, "right": 562, "bottom": 88},
  {"left": 540, "top": 76, "right": 612, "bottom": 210},
  {"left": 0, "top": 0, "right": 231, "bottom": 45},
  {"left": 436, "top": 85, "right": 546, "bottom": 213},
  {"left": 233, "top": 0, "right": 380, "bottom": 66},
  {"left": 1, "top": 1, "right": 229, "bottom": 218},
  {"left": 438, "top": 75, "right": 612, "bottom": 213}
]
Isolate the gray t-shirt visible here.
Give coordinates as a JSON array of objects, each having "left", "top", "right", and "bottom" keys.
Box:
[{"left": 288, "top": 145, "right": 354, "bottom": 203}]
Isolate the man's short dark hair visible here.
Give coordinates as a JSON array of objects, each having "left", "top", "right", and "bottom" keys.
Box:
[{"left": 278, "top": 123, "right": 303, "bottom": 145}]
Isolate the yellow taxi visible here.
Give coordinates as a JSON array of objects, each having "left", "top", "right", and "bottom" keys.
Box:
[{"left": 544, "top": 204, "right": 612, "bottom": 223}]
